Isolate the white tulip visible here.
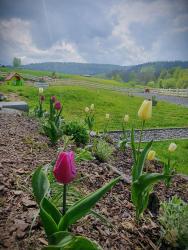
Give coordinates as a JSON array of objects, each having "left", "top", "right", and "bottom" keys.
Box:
[
  {"left": 168, "top": 143, "right": 177, "bottom": 152},
  {"left": 85, "top": 107, "right": 89, "bottom": 113},
  {"left": 105, "top": 113, "right": 110, "bottom": 119},
  {"left": 38, "top": 87, "right": 43, "bottom": 94}
]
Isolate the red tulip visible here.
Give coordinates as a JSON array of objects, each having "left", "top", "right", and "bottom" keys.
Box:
[
  {"left": 51, "top": 96, "right": 56, "bottom": 103},
  {"left": 40, "top": 95, "right": 45, "bottom": 102},
  {"left": 53, "top": 151, "right": 76, "bottom": 184},
  {"left": 54, "top": 101, "right": 62, "bottom": 110}
]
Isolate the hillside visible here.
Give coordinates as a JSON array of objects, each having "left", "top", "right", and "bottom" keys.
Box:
[
  {"left": 106, "top": 61, "right": 188, "bottom": 88},
  {"left": 22, "top": 62, "right": 122, "bottom": 75},
  {"left": 21, "top": 61, "right": 188, "bottom": 77}
]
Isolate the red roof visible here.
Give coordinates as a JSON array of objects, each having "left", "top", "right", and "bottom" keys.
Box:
[{"left": 5, "top": 72, "right": 23, "bottom": 81}]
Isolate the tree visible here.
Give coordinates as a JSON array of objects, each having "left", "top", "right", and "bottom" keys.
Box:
[{"left": 13, "top": 57, "right": 21, "bottom": 67}]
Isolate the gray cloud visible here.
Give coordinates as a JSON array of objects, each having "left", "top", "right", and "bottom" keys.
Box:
[{"left": 0, "top": 0, "right": 188, "bottom": 65}]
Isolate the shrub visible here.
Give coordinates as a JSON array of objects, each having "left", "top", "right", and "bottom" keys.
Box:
[
  {"left": 159, "top": 196, "right": 188, "bottom": 248},
  {"left": 93, "top": 139, "right": 114, "bottom": 162},
  {"left": 63, "top": 121, "right": 89, "bottom": 146}
]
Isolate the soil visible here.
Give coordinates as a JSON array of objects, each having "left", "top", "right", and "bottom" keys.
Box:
[{"left": 0, "top": 112, "right": 187, "bottom": 250}]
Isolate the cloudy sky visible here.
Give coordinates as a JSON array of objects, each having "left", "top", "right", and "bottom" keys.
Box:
[{"left": 0, "top": 0, "right": 188, "bottom": 65}]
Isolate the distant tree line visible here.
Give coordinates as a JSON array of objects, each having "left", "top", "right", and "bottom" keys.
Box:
[{"left": 106, "top": 62, "right": 188, "bottom": 89}]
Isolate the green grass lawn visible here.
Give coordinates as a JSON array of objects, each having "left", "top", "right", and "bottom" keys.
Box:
[
  {"left": 140, "top": 139, "right": 188, "bottom": 175},
  {"left": 0, "top": 67, "right": 148, "bottom": 89},
  {"left": 1, "top": 84, "right": 188, "bottom": 130},
  {"left": 0, "top": 67, "right": 132, "bottom": 88}
]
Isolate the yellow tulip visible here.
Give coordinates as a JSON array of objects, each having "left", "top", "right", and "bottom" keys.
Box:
[
  {"left": 138, "top": 100, "right": 152, "bottom": 120},
  {"left": 105, "top": 113, "right": 110, "bottom": 119},
  {"left": 147, "top": 150, "right": 156, "bottom": 161},
  {"left": 85, "top": 107, "right": 89, "bottom": 113},
  {"left": 124, "top": 114, "right": 129, "bottom": 122},
  {"left": 168, "top": 143, "right": 177, "bottom": 152}
]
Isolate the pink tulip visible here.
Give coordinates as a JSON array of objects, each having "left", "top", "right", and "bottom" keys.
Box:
[
  {"left": 40, "top": 95, "right": 45, "bottom": 102},
  {"left": 54, "top": 101, "right": 62, "bottom": 110},
  {"left": 51, "top": 96, "right": 56, "bottom": 103},
  {"left": 53, "top": 151, "right": 76, "bottom": 184}
]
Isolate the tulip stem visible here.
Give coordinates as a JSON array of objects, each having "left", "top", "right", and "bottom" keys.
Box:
[
  {"left": 62, "top": 184, "right": 67, "bottom": 215},
  {"left": 137, "top": 120, "right": 145, "bottom": 161}
]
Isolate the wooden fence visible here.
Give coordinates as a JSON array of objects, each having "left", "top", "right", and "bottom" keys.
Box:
[{"left": 151, "top": 88, "right": 188, "bottom": 97}]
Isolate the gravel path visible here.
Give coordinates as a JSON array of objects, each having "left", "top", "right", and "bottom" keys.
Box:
[
  {"left": 108, "top": 127, "right": 188, "bottom": 142},
  {"left": 134, "top": 92, "right": 188, "bottom": 107}
]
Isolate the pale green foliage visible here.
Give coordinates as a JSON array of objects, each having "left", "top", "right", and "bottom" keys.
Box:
[
  {"left": 93, "top": 139, "right": 114, "bottom": 162},
  {"left": 159, "top": 196, "right": 188, "bottom": 248}
]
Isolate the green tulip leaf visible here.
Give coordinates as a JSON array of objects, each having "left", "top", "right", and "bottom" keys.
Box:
[
  {"left": 32, "top": 166, "right": 49, "bottom": 204},
  {"left": 131, "top": 127, "right": 137, "bottom": 163},
  {"left": 58, "top": 176, "right": 121, "bottom": 231},
  {"left": 48, "top": 231, "right": 74, "bottom": 246},
  {"left": 132, "top": 140, "right": 153, "bottom": 181},
  {"left": 43, "top": 234, "right": 102, "bottom": 250},
  {"left": 41, "top": 197, "right": 62, "bottom": 226},
  {"left": 131, "top": 173, "right": 167, "bottom": 219},
  {"left": 40, "top": 199, "right": 59, "bottom": 239}
]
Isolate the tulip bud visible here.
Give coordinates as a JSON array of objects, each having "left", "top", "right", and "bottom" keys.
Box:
[
  {"left": 105, "top": 113, "right": 110, "bottom": 119},
  {"left": 54, "top": 101, "right": 62, "bottom": 110},
  {"left": 38, "top": 88, "right": 43, "bottom": 94},
  {"left": 90, "top": 104, "right": 94, "bottom": 110},
  {"left": 147, "top": 150, "right": 156, "bottom": 161},
  {"left": 51, "top": 96, "right": 56, "bottom": 103},
  {"left": 168, "top": 143, "right": 177, "bottom": 152},
  {"left": 138, "top": 100, "right": 152, "bottom": 120},
  {"left": 85, "top": 107, "right": 89, "bottom": 113},
  {"left": 124, "top": 114, "right": 129, "bottom": 123},
  {"left": 53, "top": 151, "right": 76, "bottom": 184},
  {"left": 40, "top": 95, "right": 45, "bottom": 102}
]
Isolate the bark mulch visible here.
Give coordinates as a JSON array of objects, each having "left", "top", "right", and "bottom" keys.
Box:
[{"left": 0, "top": 112, "right": 187, "bottom": 250}]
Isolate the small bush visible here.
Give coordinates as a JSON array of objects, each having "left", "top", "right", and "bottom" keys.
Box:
[
  {"left": 159, "top": 196, "right": 188, "bottom": 248},
  {"left": 63, "top": 121, "right": 89, "bottom": 146},
  {"left": 93, "top": 139, "right": 114, "bottom": 162}
]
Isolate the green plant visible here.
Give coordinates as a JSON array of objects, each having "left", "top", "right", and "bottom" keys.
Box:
[
  {"left": 32, "top": 166, "right": 120, "bottom": 249},
  {"left": 63, "top": 121, "right": 89, "bottom": 146},
  {"left": 118, "top": 138, "right": 128, "bottom": 151},
  {"left": 130, "top": 100, "right": 171, "bottom": 220},
  {"left": 43, "top": 120, "right": 63, "bottom": 145},
  {"left": 93, "top": 139, "right": 114, "bottom": 162},
  {"left": 163, "top": 143, "right": 177, "bottom": 187},
  {"left": 42, "top": 97, "right": 64, "bottom": 144},
  {"left": 75, "top": 147, "right": 95, "bottom": 163},
  {"left": 118, "top": 115, "right": 129, "bottom": 151},
  {"left": 84, "top": 104, "right": 95, "bottom": 131},
  {"left": 131, "top": 128, "right": 167, "bottom": 220},
  {"left": 34, "top": 89, "right": 45, "bottom": 118},
  {"left": 159, "top": 196, "right": 188, "bottom": 248}
]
